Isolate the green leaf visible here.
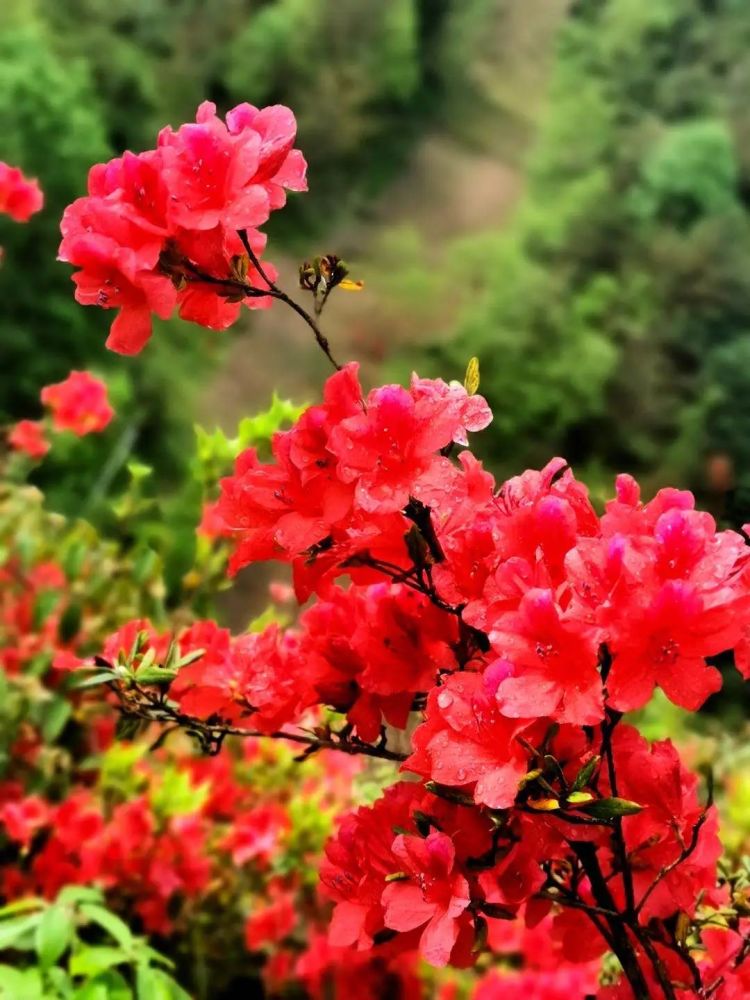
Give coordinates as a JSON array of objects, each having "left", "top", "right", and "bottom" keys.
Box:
[
  {"left": 58, "top": 602, "right": 83, "bottom": 644},
  {"left": 69, "top": 946, "right": 127, "bottom": 978},
  {"left": 57, "top": 887, "right": 104, "bottom": 907},
  {"left": 150, "top": 767, "right": 208, "bottom": 819},
  {"left": 62, "top": 541, "right": 88, "bottom": 581},
  {"left": 41, "top": 698, "right": 72, "bottom": 742},
  {"left": 79, "top": 905, "right": 133, "bottom": 950},
  {"left": 0, "top": 965, "right": 44, "bottom": 999},
  {"left": 72, "top": 671, "right": 116, "bottom": 690},
  {"left": 136, "top": 965, "right": 157, "bottom": 1000},
  {"left": 155, "top": 970, "right": 191, "bottom": 1000},
  {"left": 580, "top": 796, "right": 643, "bottom": 819},
  {"left": 136, "top": 945, "right": 173, "bottom": 970},
  {"left": 115, "top": 716, "right": 147, "bottom": 741},
  {"left": 132, "top": 666, "right": 177, "bottom": 686},
  {"left": 136, "top": 966, "right": 185, "bottom": 1000},
  {"left": 173, "top": 649, "right": 205, "bottom": 669},
  {"left": 132, "top": 548, "right": 159, "bottom": 586},
  {"left": 0, "top": 898, "right": 43, "bottom": 918},
  {"left": 73, "top": 971, "right": 130, "bottom": 1000},
  {"left": 35, "top": 903, "right": 72, "bottom": 967},
  {"left": 32, "top": 590, "right": 60, "bottom": 632},
  {"left": 571, "top": 755, "right": 600, "bottom": 792},
  {"left": 0, "top": 912, "right": 42, "bottom": 950},
  {"left": 47, "top": 966, "right": 73, "bottom": 998},
  {"left": 126, "top": 462, "right": 152, "bottom": 483},
  {"left": 71, "top": 981, "right": 109, "bottom": 1000}
]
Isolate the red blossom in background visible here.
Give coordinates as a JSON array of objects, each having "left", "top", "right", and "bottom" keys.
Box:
[
  {"left": 41, "top": 370, "right": 114, "bottom": 435},
  {"left": 0, "top": 162, "right": 43, "bottom": 222},
  {"left": 7, "top": 419, "right": 50, "bottom": 459},
  {"left": 245, "top": 883, "right": 297, "bottom": 951}
]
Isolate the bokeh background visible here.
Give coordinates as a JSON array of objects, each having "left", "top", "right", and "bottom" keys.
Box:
[{"left": 3, "top": 0, "right": 750, "bottom": 544}]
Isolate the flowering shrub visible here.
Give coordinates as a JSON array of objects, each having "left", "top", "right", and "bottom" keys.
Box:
[
  {"left": 6, "top": 369, "right": 112, "bottom": 463},
  {"left": 2, "top": 100, "right": 750, "bottom": 1000}
]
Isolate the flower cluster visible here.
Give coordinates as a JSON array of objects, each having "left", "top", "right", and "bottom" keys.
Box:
[
  {"left": 218, "top": 362, "right": 491, "bottom": 595},
  {"left": 95, "top": 362, "right": 750, "bottom": 997},
  {"left": 0, "top": 557, "right": 72, "bottom": 676},
  {"left": 58, "top": 102, "right": 306, "bottom": 354},
  {"left": 7, "top": 370, "right": 112, "bottom": 459},
  {"left": 0, "top": 161, "right": 43, "bottom": 223},
  {"left": 7, "top": 420, "right": 50, "bottom": 459}
]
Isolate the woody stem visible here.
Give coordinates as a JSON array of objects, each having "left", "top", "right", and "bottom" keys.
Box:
[{"left": 571, "top": 841, "right": 652, "bottom": 999}]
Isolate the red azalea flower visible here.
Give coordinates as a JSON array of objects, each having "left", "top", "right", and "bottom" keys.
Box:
[
  {"left": 41, "top": 370, "right": 114, "bottom": 435},
  {"left": 405, "top": 671, "right": 550, "bottom": 810},
  {"left": 7, "top": 420, "right": 49, "bottom": 459},
  {"left": 244, "top": 885, "right": 296, "bottom": 950},
  {"left": 488, "top": 588, "right": 603, "bottom": 725},
  {"left": 381, "top": 831, "right": 471, "bottom": 967},
  {"left": 0, "top": 162, "right": 43, "bottom": 222},
  {"left": 320, "top": 782, "right": 422, "bottom": 950}
]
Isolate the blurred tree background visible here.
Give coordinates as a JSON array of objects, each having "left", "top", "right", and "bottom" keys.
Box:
[
  {"left": 422, "top": 0, "right": 750, "bottom": 515},
  {"left": 2, "top": 0, "right": 750, "bottom": 519}
]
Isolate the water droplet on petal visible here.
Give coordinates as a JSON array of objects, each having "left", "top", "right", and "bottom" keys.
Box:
[{"left": 437, "top": 690, "right": 453, "bottom": 709}]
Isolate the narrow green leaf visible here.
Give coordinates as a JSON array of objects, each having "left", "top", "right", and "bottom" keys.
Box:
[
  {"left": 57, "top": 886, "right": 104, "bottom": 907},
  {"left": 580, "top": 796, "right": 643, "bottom": 819},
  {"left": 41, "top": 698, "right": 72, "bottom": 742},
  {"left": 72, "top": 671, "right": 116, "bottom": 690},
  {"left": 0, "top": 912, "right": 42, "bottom": 950},
  {"left": 35, "top": 903, "right": 72, "bottom": 967},
  {"left": 571, "top": 755, "right": 600, "bottom": 792},
  {"left": 0, "top": 898, "right": 43, "bottom": 918},
  {"left": 132, "top": 666, "right": 177, "bottom": 686},
  {"left": 58, "top": 602, "right": 83, "bottom": 644},
  {"left": 79, "top": 904, "right": 133, "bottom": 950}
]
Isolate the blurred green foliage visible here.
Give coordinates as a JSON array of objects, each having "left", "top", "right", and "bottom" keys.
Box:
[
  {"left": 425, "top": 0, "right": 750, "bottom": 505},
  {"left": 0, "top": 887, "right": 189, "bottom": 1000}
]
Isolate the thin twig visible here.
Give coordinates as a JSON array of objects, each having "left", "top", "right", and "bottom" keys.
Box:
[
  {"left": 633, "top": 926, "right": 678, "bottom": 1000},
  {"left": 635, "top": 805, "right": 711, "bottom": 918},
  {"left": 119, "top": 697, "right": 407, "bottom": 763},
  {"left": 237, "top": 229, "right": 342, "bottom": 371}
]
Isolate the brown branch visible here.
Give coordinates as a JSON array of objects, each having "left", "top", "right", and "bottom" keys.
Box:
[
  {"left": 117, "top": 695, "right": 408, "bottom": 763},
  {"left": 600, "top": 707, "right": 637, "bottom": 918},
  {"left": 571, "top": 840, "right": 652, "bottom": 999},
  {"left": 632, "top": 927, "right": 678, "bottom": 1000},
  {"left": 536, "top": 888, "right": 619, "bottom": 922}
]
